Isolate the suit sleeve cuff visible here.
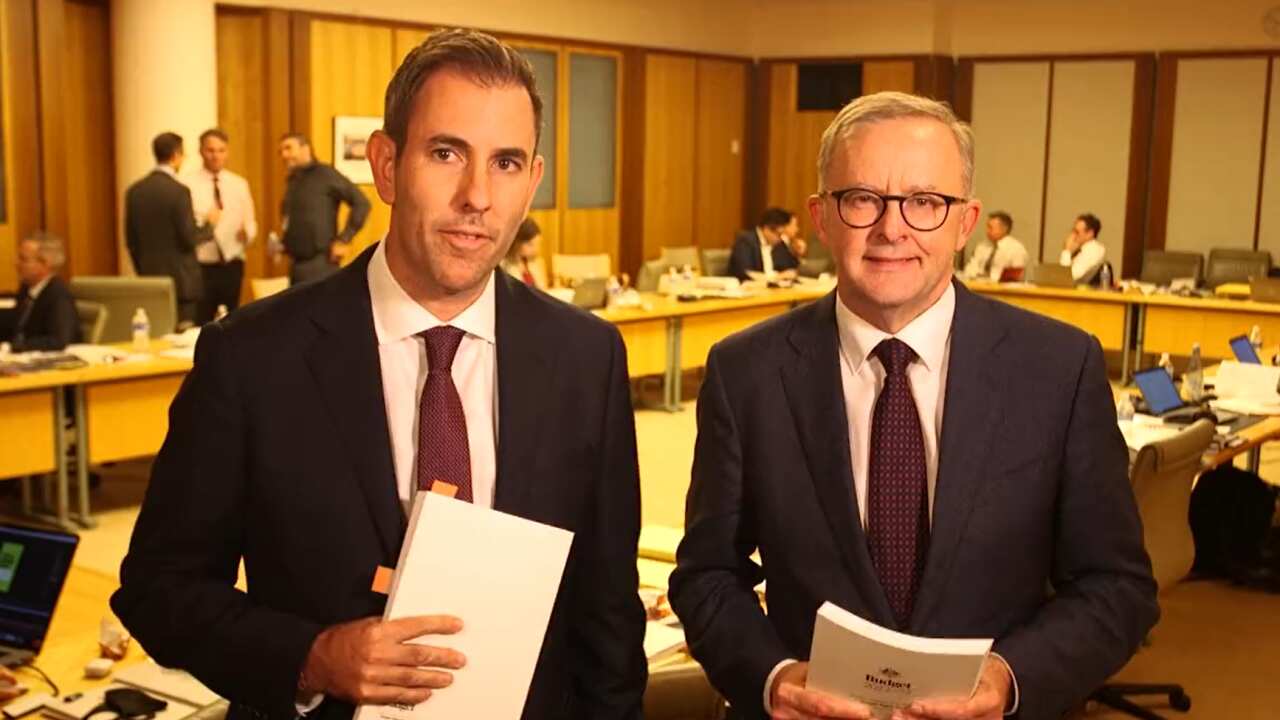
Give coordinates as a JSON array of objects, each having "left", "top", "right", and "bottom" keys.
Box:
[
  {"left": 762, "top": 659, "right": 799, "bottom": 715},
  {"left": 990, "top": 652, "right": 1020, "bottom": 716}
]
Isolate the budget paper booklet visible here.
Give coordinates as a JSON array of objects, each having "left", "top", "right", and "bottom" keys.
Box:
[
  {"left": 353, "top": 491, "right": 574, "bottom": 720},
  {"left": 807, "top": 602, "right": 992, "bottom": 720}
]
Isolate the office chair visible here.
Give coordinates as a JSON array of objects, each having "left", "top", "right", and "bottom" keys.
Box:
[
  {"left": 700, "top": 248, "right": 731, "bottom": 277},
  {"left": 70, "top": 276, "right": 177, "bottom": 342},
  {"left": 1090, "top": 419, "right": 1213, "bottom": 719},
  {"left": 74, "top": 301, "right": 108, "bottom": 344},
  {"left": 1204, "top": 248, "right": 1270, "bottom": 289},
  {"left": 552, "top": 253, "right": 611, "bottom": 284},
  {"left": 659, "top": 246, "right": 701, "bottom": 273},
  {"left": 1140, "top": 251, "right": 1203, "bottom": 288}
]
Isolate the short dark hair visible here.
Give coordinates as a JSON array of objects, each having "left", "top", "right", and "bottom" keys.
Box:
[
  {"left": 152, "top": 132, "right": 183, "bottom": 163},
  {"left": 514, "top": 217, "right": 541, "bottom": 245},
  {"left": 988, "top": 211, "right": 1012, "bottom": 231},
  {"left": 280, "top": 133, "right": 310, "bottom": 147},
  {"left": 199, "top": 128, "right": 229, "bottom": 145},
  {"left": 759, "top": 207, "right": 794, "bottom": 230},
  {"left": 1077, "top": 213, "right": 1102, "bottom": 238},
  {"left": 383, "top": 28, "right": 543, "bottom": 158}
]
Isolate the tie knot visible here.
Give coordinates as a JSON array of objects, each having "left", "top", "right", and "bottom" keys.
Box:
[
  {"left": 421, "top": 326, "right": 466, "bottom": 373},
  {"left": 873, "top": 338, "right": 916, "bottom": 376}
]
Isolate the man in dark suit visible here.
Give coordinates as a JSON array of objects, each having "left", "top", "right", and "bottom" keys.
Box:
[
  {"left": 112, "top": 29, "right": 645, "bottom": 720},
  {"left": 125, "top": 132, "right": 206, "bottom": 326},
  {"left": 0, "top": 232, "right": 81, "bottom": 351},
  {"left": 669, "top": 92, "right": 1158, "bottom": 720},
  {"left": 728, "top": 207, "right": 802, "bottom": 282}
]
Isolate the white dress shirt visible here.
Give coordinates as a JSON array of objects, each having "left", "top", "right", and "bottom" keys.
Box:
[
  {"left": 762, "top": 281, "right": 1018, "bottom": 715},
  {"left": 1059, "top": 238, "right": 1106, "bottom": 282},
  {"left": 368, "top": 240, "right": 498, "bottom": 507},
  {"left": 756, "top": 227, "right": 776, "bottom": 275},
  {"left": 962, "top": 236, "right": 1030, "bottom": 282},
  {"left": 183, "top": 167, "right": 259, "bottom": 263}
]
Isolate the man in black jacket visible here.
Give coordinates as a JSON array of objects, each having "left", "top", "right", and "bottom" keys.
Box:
[
  {"left": 1, "top": 232, "right": 81, "bottom": 351},
  {"left": 113, "top": 28, "right": 646, "bottom": 720},
  {"left": 124, "top": 132, "right": 206, "bottom": 326},
  {"left": 276, "top": 134, "right": 371, "bottom": 285},
  {"left": 727, "top": 207, "right": 802, "bottom": 282}
]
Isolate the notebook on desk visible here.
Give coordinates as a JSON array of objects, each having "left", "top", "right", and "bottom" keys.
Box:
[{"left": 0, "top": 524, "right": 79, "bottom": 668}]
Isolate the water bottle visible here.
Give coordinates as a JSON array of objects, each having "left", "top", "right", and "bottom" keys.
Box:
[
  {"left": 1185, "top": 342, "right": 1204, "bottom": 401},
  {"left": 214, "top": 304, "right": 229, "bottom": 322},
  {"left": 1250, "top": 325, "right": 1263, "bottom": 354},
  {"left": 1098, "top": 263, "right": 1112, "bottom": 290},
  {"left": 1158, "top": 352, "right": 1174, "bottom": 378},
  {"left": 1116, "top": 393, "right": 1135, "bottom": 421},
  {"left": 131, "top": 308, "right": 151, "bottom": 352}
]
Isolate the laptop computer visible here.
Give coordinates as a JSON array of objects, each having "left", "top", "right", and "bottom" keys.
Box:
[
  {"left": 571, "top": 277, "right": 609, "bottom": 310},
  {"left": 1132, "top": 367, "right": 1263, "bottom": 433},
  {"left": 0, "top": 523, "right": 79, "bottom": 666},
  {"left": 1250, "top": 278, "right": 1280, "bottom": 304},
  {"left": 1028, "top": 264, "right": 1075, "bottom": 289},
  {"left": 1229, "top": 335, "right": 1263, "bottom": 364}
]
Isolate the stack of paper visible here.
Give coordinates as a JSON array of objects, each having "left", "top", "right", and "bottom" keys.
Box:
[
  {"left": 807, "top": 602, "right": 991, "bottom": 720},
  {"left": 644, "top": 621, "right": 686, "bottom": 662},
  {"left": 354, "top": 491, "right": 574, "bottom": 720}
]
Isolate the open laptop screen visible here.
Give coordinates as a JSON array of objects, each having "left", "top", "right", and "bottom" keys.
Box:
[
  {"left": 1134, "top": 367, "right": 1185, "bottom": 415},
  {"left": 1229, "top": 335, "right": 1262, "bottom": 364},
  {"left": 0, "top": 524, "right": 78, "bottom": 653}
]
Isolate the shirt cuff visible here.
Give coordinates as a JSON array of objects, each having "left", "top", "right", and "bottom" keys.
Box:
[
  {"left": 1059, "top": 249, "right": 1072, "bottom": 266},
  {"left": 295, "top": 692, "right": 325, "bottom": 716},
  {"left": 762, "top": 658, "right": 799, "bottom": 715},
  {"left": 990, "top": 652, "right": 1019, "bottom": 716}
]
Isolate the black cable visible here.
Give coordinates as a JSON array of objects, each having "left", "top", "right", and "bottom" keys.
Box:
[{"left": 17, "top": 662, "right": 59, "bottom": 698}]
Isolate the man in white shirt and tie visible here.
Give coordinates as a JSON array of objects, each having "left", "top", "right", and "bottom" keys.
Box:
[
  {"left": 1059, "top": 212, "right": 1107, "bottom": 284},
  {"left": 184, "top": 128, "right": 258, "bottom": 324},
  {"left": 961, "top": 211, "right": 1028, "bottom": 282}
]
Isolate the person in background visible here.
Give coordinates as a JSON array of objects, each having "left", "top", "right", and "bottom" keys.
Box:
[
  {"left": 961, "top": 211, "right": 1028, "bottom": 282},
  {"left": 125, "top": 132, "right": 205, "bottom": 326},
  {"left": 0, "top": 232, "right": 81, "bottom": 352},
  {"left": 500, "top": 217, "right": 546, "bottom": 288},
  {"left": 276, "top": 133, "right": 371, "bottom": 285},
  {"left": 728, "top": 207, "right": 801, "bottom": 281},
  {"left": 1060, "top": 212, "right": 1106, "bottom": 283},
  {"left": 184, "top": 128, "right": 258, "bottom": 323}
]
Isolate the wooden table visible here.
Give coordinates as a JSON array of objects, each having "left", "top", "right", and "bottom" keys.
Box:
[
  {"left": 34, "top": 565, "right": 146, "bottom": 696},
  {"left": 1138, "top": 294, "right": 1280, "bottom": 363}
]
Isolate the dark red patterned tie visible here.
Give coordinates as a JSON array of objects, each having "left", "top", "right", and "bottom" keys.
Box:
[
  {"left": 867, "top": 338, "right": 929, "bottom": 628},
  {"left": 417, "top": 326, "right": 471, "bottom": 502}
]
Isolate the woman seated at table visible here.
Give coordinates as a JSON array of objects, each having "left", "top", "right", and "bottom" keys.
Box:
[{"left": 501, "top": 218, "right": 547, "bottom": 289}]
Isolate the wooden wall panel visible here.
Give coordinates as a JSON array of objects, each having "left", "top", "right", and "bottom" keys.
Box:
[
  {"left": 1258, "top": 61, "right": 1280, "bottom": 259},
  {"left": 765, "top": 63, "right": 834, "bottom": 239},
  {"left": 693, "top": 58, "right": 746, "bottom": 250},
  {"left": 35, "top": 0, "right": 67, "bottom": 245},
  {"left": 309, "top": 19, "right": 394, "bottom": 261},
  {"left": 0, "top": 0, "right": 41, "bottom": 290},
  {"left": 62, "top": 0, "right": 115, "bottom": 277},
  {"left": 394, "top": 27, "right": 430, "bottom": 66},
  {"left": 641, "top": 53, "right": 696, "bottom": 262},
  {"left": 862, "top": 60, "right": 916, "bottom": 95}
]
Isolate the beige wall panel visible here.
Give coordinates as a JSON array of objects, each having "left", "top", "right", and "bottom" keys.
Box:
[
  {"left": 642, "top": 54, "right": 696, "bottom": 262},
  {"left": 1257, "top": 62, "right": 1280, "bottom": 261},
  {"left": 693, "top": 58, "right": 747, "bottom": 250},
  {"left": 309, "top": 19, "right": 394, "bottom": 261},
  {"left": 1043, "top": 60, "right": 1134, "bottom": 275},
  {"left": 1165, "top": 58, "right": 1268, "bottom": 255},
  {"left": 969, "top": 62, "right": 1051, "bottom": 262}
]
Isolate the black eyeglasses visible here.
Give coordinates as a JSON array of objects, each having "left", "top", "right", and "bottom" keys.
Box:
[{"left": 821, "top": 187, "right": 968, "bottom": 232}]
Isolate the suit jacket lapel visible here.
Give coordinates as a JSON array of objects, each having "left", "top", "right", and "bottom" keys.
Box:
[
  {"left": 780, "top": 294, "right": 896, "bottom": 626},
  {"left": 492, "top": 272, "right": 556, "bottom": 516},
  {"left": 304, "top": 247, "right": 404, "bottom": 564},
  {"left": 910, "top": 281, "right": 1005, "bottom": 629}
]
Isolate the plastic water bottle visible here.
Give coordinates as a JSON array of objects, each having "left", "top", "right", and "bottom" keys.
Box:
[
  {"left": 1098, "top": 263, "right": 1113, "bottom": 290},
  {"left": 1116, "top": 393, "right": 1135, "bottom": 421},
  {"left": 1185, "top": 342, "right": 1204, "bottom": 401},
  {"left": 1158, "top": 352, "right": 1175, "bottom": 378},
  {"left": 1250, "top": 325, "right": 1263, "bottom": 354},
  {"left": 131, "top": 308, "right": 151, "bottom": 352},
  {"left": 214, "top": 304, "right": 229, "bottom": 322}
]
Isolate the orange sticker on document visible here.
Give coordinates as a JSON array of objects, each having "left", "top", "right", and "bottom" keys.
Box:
[
  {"left": 371, "top": 565, "right": 393, "bottom": 595},
  {"left": 430, "top": 481, "right": 458, "bottom": 498}
]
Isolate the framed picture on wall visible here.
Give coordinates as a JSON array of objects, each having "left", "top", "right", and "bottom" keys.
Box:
[{"left": 332, "top": 115, "right": 382, "bottom": 185}]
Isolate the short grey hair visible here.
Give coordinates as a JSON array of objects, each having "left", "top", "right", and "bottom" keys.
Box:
[
  {"left": 22, "top": 231, "right": 66, "bottom": 270},
  {"left": 816, "top": 91, "right": 975, "bottom": 196}
]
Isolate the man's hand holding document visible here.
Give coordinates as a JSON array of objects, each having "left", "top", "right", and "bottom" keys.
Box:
[
  {"left": 300, "top": 487, "right": 572, "bottom": 719},
  {"left": 769, "top": 602, "right": 1002, "bottom": 720}
]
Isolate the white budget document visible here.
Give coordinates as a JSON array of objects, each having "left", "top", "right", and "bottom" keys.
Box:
[{"left": 354, "top": 491, "right": 574, "bottom": 720}]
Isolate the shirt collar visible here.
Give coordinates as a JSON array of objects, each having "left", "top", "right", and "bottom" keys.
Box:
[
  {"left": 367, "top": 240, "right": 496, "bottom": 347},
  {"left": 27, "top": 275, "right": 53, "bottom": 300},
  {"left": 154, "top": 164, "right": 177, "bottom": 178},
  {"left": 756, "top": 227, "right": 770, "bottom": 247},
  {"left": 835, "top": 281, "right": 955, "bottom": 374}
]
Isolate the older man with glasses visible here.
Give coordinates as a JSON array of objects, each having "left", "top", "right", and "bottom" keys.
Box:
[
  {"left": 670, "top": 91, "right": 1157, "bottom": 720},
  {"left": 1, "top": 232, "right": 81, "bottom": 353}
]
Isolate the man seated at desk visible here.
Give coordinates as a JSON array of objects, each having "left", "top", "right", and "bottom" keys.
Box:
[
  {"left": 1060, "top": 212, "right": 1107, "bottom": 284},
  {"left": 0, "top": 232, "right": 81, "bottom": 352},
  {"left": 729, "top": 208, "right": 801, "bottom": 281},
  {"left": 961, "top": 210, "right": 1028, "bottom": 282}
]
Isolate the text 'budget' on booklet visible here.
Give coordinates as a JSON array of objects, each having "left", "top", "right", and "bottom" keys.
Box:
[
  {"left": 353, "top": 490, "right": 574, "bottom": 720},
  {"left": 807, "top": 602, "right": 992, "bottom": 720}
]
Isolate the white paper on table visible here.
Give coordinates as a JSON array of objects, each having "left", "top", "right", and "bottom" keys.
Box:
[
  {"left": 644, "top": 620, "right": 687, "bottom": 661},
  {"left": 1212, "top": 361, "right": 1280, "bottom": 403},
  {"left": 807, "top": 602, "right": 991, "bottom": 720},
  {"left": 354, "top": 491, "right": 573, "bottom": 720}
]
